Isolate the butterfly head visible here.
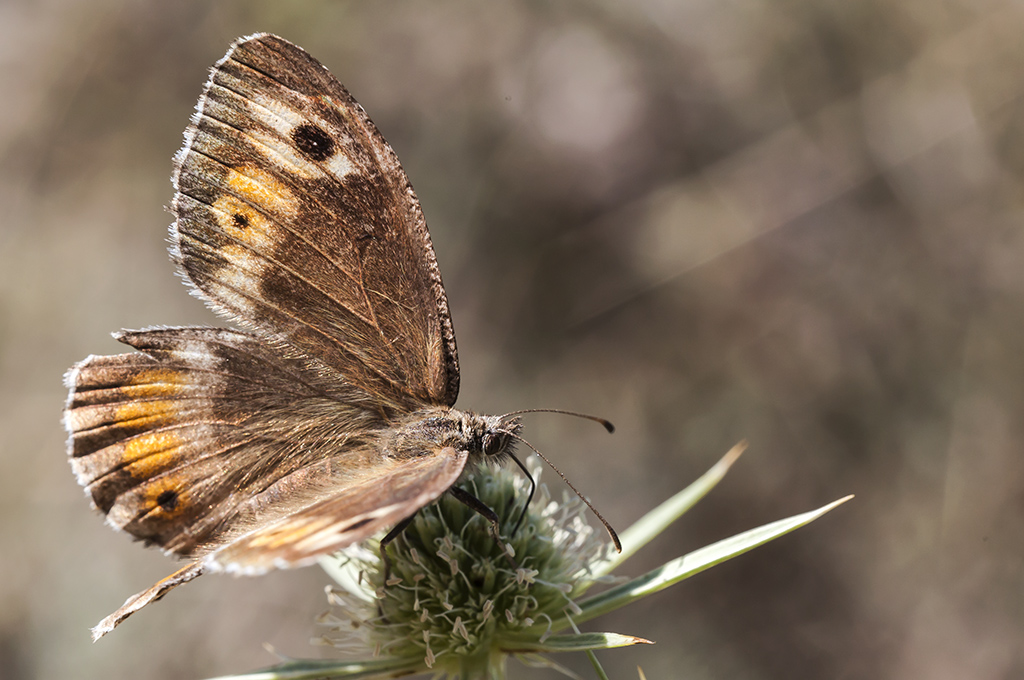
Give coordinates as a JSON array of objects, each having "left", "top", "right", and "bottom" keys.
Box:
[{"left": 461, "top": 412, "right": 522, "bottom": 462}]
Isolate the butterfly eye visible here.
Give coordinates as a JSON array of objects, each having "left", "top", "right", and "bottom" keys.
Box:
[{"left": 483, "top": 433, "right": 505, "bottom": 456}]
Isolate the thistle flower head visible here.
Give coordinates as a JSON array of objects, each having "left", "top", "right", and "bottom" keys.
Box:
[{"left": 318, "top": 460, "right": 612, "bottom": 677}]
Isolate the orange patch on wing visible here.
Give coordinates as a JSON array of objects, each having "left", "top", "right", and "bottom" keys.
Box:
[
  {"left": 123, "top": 430, "right": 186, "bottom": 478},
  {"left": 211, "top": 164, "right": 298, "bottom": 249},
  {"left": 212, "top": 164, "right": 297, "bottom": 245},
  {"left": 113, "top": 399, "right": 178, "bottom": 428},
  {"left": 227, "top": 165, "right": 294, "bottom": 208}
]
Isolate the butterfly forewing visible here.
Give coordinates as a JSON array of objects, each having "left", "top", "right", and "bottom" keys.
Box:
[{"left": 171, "top": 33, "right": 459, "bottom": 409}]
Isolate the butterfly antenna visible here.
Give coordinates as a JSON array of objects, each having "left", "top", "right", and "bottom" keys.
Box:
[
  {"left": 506, "top": 432, "right": 622, "bottom": 553},
  {"left": 503, "top": 408, "right": 615, "bottom": 434}
]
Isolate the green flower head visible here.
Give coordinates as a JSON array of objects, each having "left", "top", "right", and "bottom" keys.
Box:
[{"left": 318, "top": 459, "right": 619, "bottom": 677}]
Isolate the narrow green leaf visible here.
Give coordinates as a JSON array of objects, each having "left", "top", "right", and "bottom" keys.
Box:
[
  {"left": 204, "top": 656, "right": 421, "bottom": 680},
  {"left": 500, "top": 632, "right": 653, "bottom": 653},
  {"left": 592, "top": 442, "right": 746, "bottom": 578},
  {"left": 547, "top": 495, "right": 853, "bottom": 633}
]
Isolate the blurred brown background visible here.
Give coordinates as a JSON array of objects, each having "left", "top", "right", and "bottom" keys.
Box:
[{"left": 2, "top": 1, "right": 1023, "bottom": 678}]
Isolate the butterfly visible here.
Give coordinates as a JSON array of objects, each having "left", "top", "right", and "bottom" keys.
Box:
[{"left": 63, "top": 33, "right": 618, "bottom": 641}]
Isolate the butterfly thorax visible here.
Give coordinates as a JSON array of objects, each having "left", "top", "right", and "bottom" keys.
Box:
[{"left": 380, "top": 408, "right": 521, "bottom": 464}]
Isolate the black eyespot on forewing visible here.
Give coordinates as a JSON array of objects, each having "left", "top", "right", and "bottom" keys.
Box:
[
  {"left": 292, "top": 123, "right": 335, "bottom": 162},
  {"left": 232, "top": 213, "right": 250, "bottom": 229}
]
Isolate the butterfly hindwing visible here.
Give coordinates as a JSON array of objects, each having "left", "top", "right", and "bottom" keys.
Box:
[
  {"left": 84, "top": 449, "right": 470, "bottom": 641},
  {"left": 171, "top": 33, "right": 459, "bottom": 409},
  {"left": 64, "top": 327, "right": 390, "bottom": 557}
]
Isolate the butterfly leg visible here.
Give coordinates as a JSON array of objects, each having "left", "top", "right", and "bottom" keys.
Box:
[
  {"left": 378, "top": 513, "right": 417, "bottom": 587},
  {"left": 375, "top": 515, "right": 418, "bottom": 619},
  {"left": 448, "top": 486, "right": 519, "bottom": 570}
]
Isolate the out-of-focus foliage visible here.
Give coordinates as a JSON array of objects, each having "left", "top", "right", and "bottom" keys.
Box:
[{"left": 1, "top": 1, "right": 1022, "bottom": 679}]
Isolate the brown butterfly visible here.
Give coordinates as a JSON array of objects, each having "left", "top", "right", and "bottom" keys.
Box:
[{"left": 64, "top": 33, "right": 618, "bottom": 641}]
